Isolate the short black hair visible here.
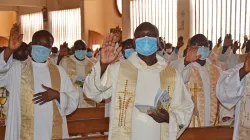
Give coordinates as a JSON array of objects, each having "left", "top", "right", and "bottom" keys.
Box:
[
  {"left": 87, "top": 48, "right": 92, "bottom": 52},
  {"left": 32, "top": 30, "right": 54, "bottom": 43},
  {"left": 134, "top": 22, "right": 159, "bottom": 37},
  {"left": 52, "top": 47, "right": 58, "bottom": 53},
  {"left": 74, "top": 40, "right": 86, "bottom": 48},
  {"left": 190, "top": 34, "right": 207, "bottom": 45},
  {"left": 121, "top": 39, "right": 134, "bottom": 47}
]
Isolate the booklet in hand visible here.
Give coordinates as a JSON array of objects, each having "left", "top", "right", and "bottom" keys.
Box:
[{"left": 135, "top": 89, "right": 171, "bottom": 114}]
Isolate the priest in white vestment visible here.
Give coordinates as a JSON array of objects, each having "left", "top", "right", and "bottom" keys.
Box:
[
  {"left": 216, "top": 35, "right": 234, "bottom": 71},
  {"left": 171, "top": 34, "right": 234, "bottom": 127},
  {"left": 87, "top": 48, "right": 98, "bottom": 64},
  {"left": 60, "top": 40, "right": 96, "bottom": 108},
  {"left": 217, "top": 52, "right": 250, "bottom": 140},
  {"left": 0, "top": 25, "right": 78, "bottom": 140},
  {"left": 84, "top": 22, "right": 193, "bottom": 140}
]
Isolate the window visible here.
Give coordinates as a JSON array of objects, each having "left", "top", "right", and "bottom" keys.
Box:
[
  {"left": 115, "top": 0, "right": 122, "bottom": 16},
  {"left": 190, "top": 0, "right": 250, "bottom": 48},
  {"left": 49, "top": 8, "right": 81, "bottom": 48},
  {"left": 130, "top": 0, "right": 178, "bottom": 46},
  {"left": 21, "top": 12, "right": 43, "bottom": 43}
]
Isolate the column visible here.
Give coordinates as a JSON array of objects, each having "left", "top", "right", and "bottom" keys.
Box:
[
  {"left": 122, "top": 0, "right": 131, "bottom": 40},
  {"left": 80, "top": 0, "right": 85, "bottom": 40}
]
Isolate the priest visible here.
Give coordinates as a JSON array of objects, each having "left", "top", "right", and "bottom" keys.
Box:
[
  {"left": 216, "top": 51, "right": 250, "bottom": 139},
  {"left": 171, "top": 34, "right": 233, "bottom": 127},
  {"left": 0, "top": 24, "right": 78, "bottom": 140},
  {"left": 83, "top": 22, "right": 193, "bottom": 140},
  {"left": 60, "top": 40, "right": 96, "bottom": 108},
  {"left": 216, "top": 34, "right": 233, "bottom": 70}
]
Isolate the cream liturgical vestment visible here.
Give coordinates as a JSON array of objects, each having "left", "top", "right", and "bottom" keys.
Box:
[
  {"left": 61, "top": 55, "right": 95, "bottom": 108},
  {"left": 217, "top": 64, "right": 250, "bottom": 140},
  {"left": 0, "top": 52, "right": 79, "bottom": 140},
  {"left": 171, "top": 58, "right": 233, "bottom": 127},
  {"left": 83, "top": 53, "right": 194, "bottom": 140}
]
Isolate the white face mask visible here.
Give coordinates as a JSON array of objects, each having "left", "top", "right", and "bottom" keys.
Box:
[{"left": 166, "top": 48, "right": 172, "bottom": 54}]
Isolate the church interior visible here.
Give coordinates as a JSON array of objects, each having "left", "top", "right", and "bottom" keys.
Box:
[{"left": 0, "top": 0, "right": 250, "bottom": 139}]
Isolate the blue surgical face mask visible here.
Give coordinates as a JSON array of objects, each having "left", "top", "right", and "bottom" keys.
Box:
[
  {"left": 75, "top": 50, "right": 87, "bottom": 60},
  {"left": 157, "top": 51, "right": 164, "bottom": 57},
  {"left": 196, "top": 46, "right": 210, "bottom": 60},
  {"left": 124, "top": 48, "right": 135, "bottom": 59},
  {"left": 135, "top": 36, "right": 158, "bottom": 56},
  {"left": 31, "top": 45, "right": 51, "bottom": 63},
  {"left": 87, "top": 52, "right": 93, "bottom": 57}
]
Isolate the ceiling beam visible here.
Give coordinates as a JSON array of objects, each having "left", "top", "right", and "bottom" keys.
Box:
[{"left": 0, "top": 0, "right": 46, "bottom": 7}]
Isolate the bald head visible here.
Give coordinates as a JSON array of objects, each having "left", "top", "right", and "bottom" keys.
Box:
[{"left": 134, "top": 22, "right": 159, "bottom": 39}]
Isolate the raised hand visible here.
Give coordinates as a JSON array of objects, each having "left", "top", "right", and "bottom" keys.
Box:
[
  {"left": 184, "top": 47, "right": 201, "bottom": 64},
  {"left": 111, "top": 26, "right": 122, "bottom": 43},
  {"left": 100, "top": 33, "right": 122, "bottom": 65},
  {"left": 233, "top": 41, "right": 241, "bottom": 53},
  {"left": 4, "top": 24, "right": 23, "bottom": 62},
  {"left": 244, "top": 35, "right": 248, "bottom": 42},
  {"left": 59, "top": 42, "right": 69, "bottom": 57},
  {"left": 176, "top": 36, "right": 184, "bottom": 49},
  {"left": 9, "top": 24, "right": 23, "bottom": 51},
  {"left": 33, "top": 85, "right": 60, "bottom": 105},
  {"left": 240, "top": 53, "right": 250, "bottom": 80},
  {"left": 217, "top": 37, "right": 222, "bottom": 45}
]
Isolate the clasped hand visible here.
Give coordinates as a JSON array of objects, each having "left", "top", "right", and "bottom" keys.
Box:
[{"left": 33, "top": 85, "right": 60, "bottom": 105}]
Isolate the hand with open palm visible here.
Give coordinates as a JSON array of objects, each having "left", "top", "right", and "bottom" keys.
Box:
[
  {"left": 8, "top": 24, "right": 23, "bottom": 51},
  {"left": 4, "top": 23, "right": 23, "bottom": 62},
  {"left": 184, "top": 47, "right": 201, "bottom": 64},
  {"left": 100, "top": 33, "right": 122, "bottom": 65},
  {"left": 233, "top": 41, "right": 241, "bottom": 52}
]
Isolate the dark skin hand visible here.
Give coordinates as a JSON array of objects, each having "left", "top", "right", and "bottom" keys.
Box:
[
  {"left": 233, "top": 41, "right": 241, "bottom": 54},
  {"left": 184, "top": 47, "right": 201, "bottom": 66},
  {"left": 4, "top": 24, "right": 23, "bottom": 62},
  {"left": 100, "top": 33, "right": 122, "bottom": 77},
  {"left": 222, "top": 116, "right": 232, "bottom": 122},
  {"left": 148, "top": 109, "right": 169, "bottom": 123},
  {"left": 184, "top": 36, "right": 207, "bottom": 66},
  {"left": 57, "top": 42, "right": 69, "bottom": 65},
  {"left": 33, "top": 84, "right": 60, "bottom": 105},
  {"left": 176, "top": 36, "right": 184, "bottom": 49},
  {"left": 217, "top": 37, "right": 222, "bottom": 48},
  {"left": 240, "top": 52, "right": 250, "bottom": 80}
]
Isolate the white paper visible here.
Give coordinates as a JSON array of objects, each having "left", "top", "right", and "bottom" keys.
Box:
[{"left": 135, "top": 89, "right": 170, "bottom": 113}]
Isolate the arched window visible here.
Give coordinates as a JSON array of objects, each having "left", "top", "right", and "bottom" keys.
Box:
[{"left": 115, "top": 0, "right": 122, "bottom": 17}]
